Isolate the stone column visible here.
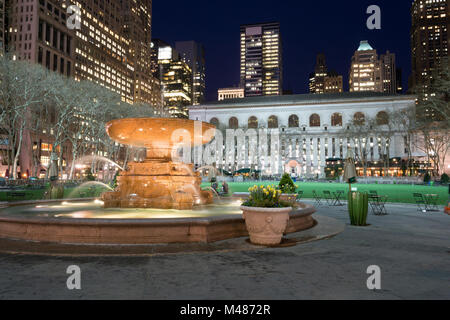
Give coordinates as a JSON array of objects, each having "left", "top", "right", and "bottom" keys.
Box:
[
  {"left": 305, "top": 136, "right": 311, "bottom": 176},
  {"left": 312, "top": 137, "right": 318, "bottom": 174},
  {"left": 320, "top": 137, "right": 326, "bottom": 178},
  {"left": 373, "top": 135, "right": 379, "bottom": 161}
]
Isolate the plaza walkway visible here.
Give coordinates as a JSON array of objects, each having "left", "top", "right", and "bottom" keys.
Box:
[{"left": 0, "top": 202, "right": 448, "bottom": 299}]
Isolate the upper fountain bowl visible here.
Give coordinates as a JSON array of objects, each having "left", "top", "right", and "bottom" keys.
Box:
[{"left": 106, "top": 118, "right": 216, "bottom": 149}]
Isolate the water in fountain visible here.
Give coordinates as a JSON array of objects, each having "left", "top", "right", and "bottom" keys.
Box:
[
  {"left": 75, "top": 155, "right": 124, "bottom": 171},
  {"left": 67, "top": 181, "right": 114, "bottom": 199}
]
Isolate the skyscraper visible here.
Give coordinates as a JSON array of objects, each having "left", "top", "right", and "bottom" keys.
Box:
[
  {"left": 154, "top": 41, "right": 192, "bottom": 118},
  {"left": 122, "top": 0, "right": 161, "bottom": 109},
  {"left": 349, "top": 40, "right": 398, "bottom": 94},
  {"left": 380, "top": 51, "right": 397, "bottom": 94},
  {"left": 5, "top": 0, "right": 161, "bottom": 107},
  {"left": 240, "top": 22, "right": 282, "bottom": 97},
  {"left": 410, "top": 0, "right": 449, "bottom": 92},
  {"left": 349, "top": 41, "right": 382, "bottom": 92},
  {"left": 309, "top": 53, "right": 327, "bottom": 94},
  {"left": 309, "top": 53, "right": 343, "bottom": 94},
  {"left": 175, "top": 41, "right": 206, "bottom": 105}
]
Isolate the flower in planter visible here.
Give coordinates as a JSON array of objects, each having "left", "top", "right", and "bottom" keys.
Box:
[{"left": 243, "top": 184, "right": 290, "bottom": 208}]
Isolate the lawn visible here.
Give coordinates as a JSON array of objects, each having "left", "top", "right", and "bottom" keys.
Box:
[
  {"left": 1, "top": 181, "right": 447, "bottom": 205},
  {"left": 202, "top": 181, "right": 449, "bottom": 205}
]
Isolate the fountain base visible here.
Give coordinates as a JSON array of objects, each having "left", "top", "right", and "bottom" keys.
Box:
[{"left": 102, "top": 161, "right": 213, "bottom": 210}]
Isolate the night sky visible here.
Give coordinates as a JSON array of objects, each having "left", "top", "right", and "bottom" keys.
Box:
[{"left": 152, "top": 0, "right": 413, "bottom": 102}]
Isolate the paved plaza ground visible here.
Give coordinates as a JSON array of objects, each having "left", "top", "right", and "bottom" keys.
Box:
[{"left": 0, "top": 201, "right": 448, "bottom": 300}]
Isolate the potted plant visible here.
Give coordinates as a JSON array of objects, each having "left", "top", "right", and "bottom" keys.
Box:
[
  {"left": 241, "top": 185, "right": 292, "bottom": 245},
  {"left": 348, "top": 191, "right": 369, "bottom": 226},
  {"left": 278, "top": 173, "right": 298, "bottom": 203}
]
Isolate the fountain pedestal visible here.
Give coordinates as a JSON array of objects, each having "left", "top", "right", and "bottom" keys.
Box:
[
  {"left": 102, "top": 161, "right": 213, "bottom": 210},
  {"left": 101, "top": 118, "right": 215, "bottom": 210}
]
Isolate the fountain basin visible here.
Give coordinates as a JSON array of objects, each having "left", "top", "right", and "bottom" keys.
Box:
[
  {"left": 106, "top": 118, "right": 216, "bottom": 160},
  {"left": 0, "top": 200, "right": 316, "bottom": 244},
  {"left": 103, "top": 118, "right": 216, "bottom": 209}
]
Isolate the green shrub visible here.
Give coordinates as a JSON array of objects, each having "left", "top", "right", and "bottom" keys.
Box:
[
  {"left": 441, "top": 173, "right": 449, "bottom": 184},
  {"left": 278, "top": 173, "right": 297, "bottom": 194}
]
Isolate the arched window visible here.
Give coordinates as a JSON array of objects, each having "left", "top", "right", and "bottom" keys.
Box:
[
  {"left": 229, "top": 117, "right": 239, "bottom": 129},
  {"left": 354, "top": 112, "right": 365, "bottom": 125},
  {"left": 288, "top": 115, "right": 299, "bottom": 128},
  {"left": 331, "top": 113, "right": 342, "bottom": 127},
  {"left": 248, "top": 116, "right": 258, "bottom": 129},
  {"left": 210, "top": 117, "right": 219, "bottom": 128},
  {"left": 268, "top": 115, "right": 278, "bottom": 128},
  {"left": 309, "top": 114, "right": 321, "bottom": 127},
  {"left": 376, "top": 111, "right": 389, "bottom": 125}
]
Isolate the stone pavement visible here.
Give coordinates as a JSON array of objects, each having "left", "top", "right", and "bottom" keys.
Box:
[{"left": 0, "top": 202, "right": 448, "bottom": 299}]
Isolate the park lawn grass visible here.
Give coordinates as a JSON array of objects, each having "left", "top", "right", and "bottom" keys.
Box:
[{"left": 202, "top": 181, "right": 448, "bottom": 205}]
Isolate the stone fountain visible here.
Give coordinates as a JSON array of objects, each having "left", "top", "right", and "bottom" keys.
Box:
[{"left": 101, "top": 118, "right": 216, "bottom": 210}]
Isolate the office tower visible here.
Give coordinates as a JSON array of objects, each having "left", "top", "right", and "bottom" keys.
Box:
[
  {"left": 156, "top": 42, "right": 192, "bottom": 118},
  {"left": 410, "top": 0, "right": 449, "bottom": 93},
  {"left": 309, "top": 54, "right": 343, "bottom": 93},
  {"left": 349, "top": 40, "right": 383, "bottom": 92},
  {"left": 240, "top": 22, "right": 282, "bottom": 97},
  {"left": 175, "top": 41, "right": 206, "bottom": 105},
  {"left": 380, "top": 51, "right": 397, "bottom": 94},
  {"left": 218, "top": 87, "right": 244, "bottom": 101},
  {"left": 0, "top": 0, "right": 4, "bottom": 52},
  {"left": 6, "top": 0, "right": 76, "bottom": 77},
  {"left": 309, "top": 53, "right": 327, "bottom": 93},
  {"left": 122, "top": 0, "right": 161, "bottom": 109},
  {"left": 5, "top": 0, "right": 161, "bottom": 107},
  {"left": 324, "top": 71, "right": 343, "bottom": 93}
]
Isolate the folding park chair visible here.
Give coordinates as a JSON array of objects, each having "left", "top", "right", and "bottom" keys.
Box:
[
  {"left": 322, "top": 190, "right": 334, "bottom": 205},
  {"left": 413, "top": 193, "right": 428, "bottom": 212},
  {"left": 312, "top": 190, "right": 322, "bottom": 206}
]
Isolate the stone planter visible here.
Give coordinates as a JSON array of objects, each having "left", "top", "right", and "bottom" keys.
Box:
[
  {"left": 280, "top": 194, "right": 298, "bottom": 203},
  {"left": 240, "top": 206, "right": 292, "bottom": 245}
]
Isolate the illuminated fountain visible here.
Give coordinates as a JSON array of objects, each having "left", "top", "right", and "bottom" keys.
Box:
[
  {"left": 0, "top": 118, "right": 317, "bottom": 247},
  {"left": 101, "top": 118, "right": 216, "bottom": 210}
]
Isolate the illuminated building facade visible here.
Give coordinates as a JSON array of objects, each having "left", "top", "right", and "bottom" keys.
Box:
[
  {"left": 6, "top": 0, "right": 75, "bottom": 76},
  {"left": 309, "top": 53, "right": 343, "bottom": 94},
  {"left": 380, "top": 51, "right": 397, "bottom": 94},
  {"left": 349, "top": 41, "right": 382, "bottom": 92},
  {"left": 190, "top": 93, "right": 425, "bottom": 177},
  {"left": 410, "top": 0, "right": 449, "bottom": 92},
  {"left": 218, "top": 87, "right": 244, "bottom": 101},
  {"left": 175, "top": 41, "right": 205, "bottom": 105},
  {"left": 6, "top": 0, "right": 161, "bottom": 107},
  {"left": 324, "top": 71, "right": 343, "bottom": 93},
  {"left": 349, "top": 41, "right": 398, "bottom": 94},
  {"left": 240, "top": 22, "right": 282, "bottom": 97},
  {"left": 156, "top": 42, "right": 192, "bottom": 118},
  {"left": 122, "top": 0, "right": 161, "bottom": 109}
]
